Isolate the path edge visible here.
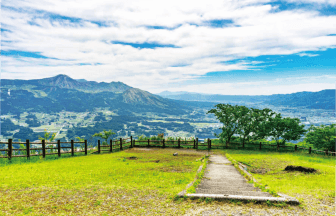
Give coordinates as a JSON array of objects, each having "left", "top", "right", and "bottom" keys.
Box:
[
  {"left": 177, "top": 154, "right": 300, "bottom": 205},
  {"left": 177, "top": 156, "right": 208, "bottom": 196}
]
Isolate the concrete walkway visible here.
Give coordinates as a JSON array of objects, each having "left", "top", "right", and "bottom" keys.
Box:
[
  {"left": 195, "top": 155, "right": 272, "bottom": 197},
  {"left": 178, "top": 153, "right": 299, "bottom": 204}
]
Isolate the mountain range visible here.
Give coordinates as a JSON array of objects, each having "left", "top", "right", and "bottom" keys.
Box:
[
  {"left": 1, "top": 74, "right": 334, "bottom": 117},
  {"left": 157, "top": 89, "right": 335, "bottom": 110},
  {"left": 1, "top": 74, "right": 193, "bottom": 115}
]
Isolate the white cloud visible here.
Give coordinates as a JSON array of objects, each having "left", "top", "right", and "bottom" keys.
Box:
[
  {"left": 298, "top": 53, "right": 320, "bottom": 57},
  {"left": 1, "top": 0, "right": 336, "bottom": 94}
]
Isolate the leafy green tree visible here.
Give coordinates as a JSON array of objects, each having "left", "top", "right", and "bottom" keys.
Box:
[
  {"left": 250, "top": 108, "right": 276, "bottom": 141},
  {"left": 92, "top": 130, "right": 115, "bottom": 145},
  {"left": 76, "top": 136, "right": 85, "bottom": 150},
  {"left": 305, "top": 124, "right": 335, "bottom": 151},
  {"left": 38, "top": 129, "right": 57, "bottom": 142},
  {"left": 235, "top": 105, "right": 252, "bottom": 144},
  {"left": 207, "top": 104, "right": 242, "bottom": 144},
  {"left": 38, "top": 129, "right": 57, "bottom": 153},
  {"left": 266, "top": 114, "right": 306, "bottom": 145}
]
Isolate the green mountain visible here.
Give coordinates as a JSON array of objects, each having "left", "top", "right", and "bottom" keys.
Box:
[
  {"left": 0, "top": 75, "right": 192, "bottom": 115},
  {"left": 158, "top": 89, "right": 335, "bottom": 110},
  {"left": 120, "top": 88, "right": 170, "bottom": 107},
  {"left": 1, "top": 74, "right": 132, "bottom": 93},
  {"left": 265, "top": 89, "right": 335, "bottom": 110}
]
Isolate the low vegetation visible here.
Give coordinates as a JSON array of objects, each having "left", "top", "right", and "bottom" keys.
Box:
[
  {"left": 0, "top": 148, "right": 207, "bottom": 215},
  {"left": 1, "top": 146, "right": 334, "bottom": 215}
]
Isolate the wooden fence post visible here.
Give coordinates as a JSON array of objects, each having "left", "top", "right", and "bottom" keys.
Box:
[
  {"left": 58, "top": 140, "right": 61, "bottom": 157},
  {"left": 71, "top": 140, "right": 74, "bottom": 156},
  {"left": 193, "top": 138, "right": 196, "bottom": 149},
  {"left": 178, "top": 138, "right": 180, "bottom": 148},
  {"left": 85, "top": 140, "right": 87, "bottom": 155},
  {"left": 26, "top": 139, "right": 30, "bottom": 159},
  {"left": 334, "top": 137, "right": 336, "bottom": 156},
  {"left": 295, "top": 145, "right": 297, "bottom": 151},
  {"left": 8, "top": 139, "right": 12, "bottom": 160},
  {"left": 309, "top": 147, "right": 311, "bottom": 154},
  {"left": 98, "top": 140, "right": 101, "bottom": 153},
  {"left": 109, "top": 139, "right": 112, "bottom": 152},
  {"left": 207, "top": 138, "right": 210, "bottom": 150},
  {"left": 209, "top": 139, "right": 211, "bottom": 149},
  {"left": 163, "top": 139, "right": 165, "bottom": 148},
  {"left": 259, "top": 142, "right": 262, "bottom": 150},
  {"left": 130, "top": 136, "right": 133, "bottom": 148},
  {"left": 120, "top": 138, "right": 123, "bottom": 150},
  {"left": 326, "top": 149, "right": 329, "bottom": 156},
  {"left": 196, "top": 138, "right": 198, "bottom": 149},
  {"left": 42, "top": 139, "right": 46, "bottom": 158},
  {"left": 133, "top": 140, "right": 135, "bottom": 148},
  {"left": 147, "top": 139, "right": 150, "bottom": 147}
]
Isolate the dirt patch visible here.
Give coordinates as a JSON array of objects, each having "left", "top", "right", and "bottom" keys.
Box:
[
  {"left": 250, "top": 168, "right": 268, "bottom": 174},
  {"left": 126, "top": 156, "right": 138, "bottom": 160},
  {"left": 131, "top": 148, "right": 153, "bottom": 151},
  {"left": 284, "top": 165, "right": 317, "bottom": 173}
]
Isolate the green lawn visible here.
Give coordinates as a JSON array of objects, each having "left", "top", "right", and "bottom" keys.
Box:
[
  {"left": 217, "top": 149, "right": 335, "bottom": 199},
  {"left": 0, "top": 148, "right": 334, "bottom": 215},
  {"left": 0, "top": 148, "right": 206, "bottom": 215},
  {"left": 213, "top": 149, "right": 335, "bottom": 215}
]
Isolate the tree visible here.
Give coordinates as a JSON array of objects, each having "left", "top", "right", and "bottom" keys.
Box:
[
  {"left": 235, "top": 105, "right": 252, "bottom": 145},
  {"left": 250, "top": 108, "right": 276, "bottom": 141},
  {"left": 76, "top": 136, "right": 85, "bottom": 150},
  {"left": 207, "top": 104, "right": 242, "bottom": 144},
  {"left": 38, "top": 129, "right": 56, "bottom": 142},
  {"left": 38, "top": 129, "right": 57, "bottom": 153},
  {"left": 266, "top": 114, "right": 306, "bottom": 145},
  {"left": 305, "top": 124, "right": 335, "bottom": 151},
  {"left": 92, "top": 130, "right": 115, "bottom": 145}
]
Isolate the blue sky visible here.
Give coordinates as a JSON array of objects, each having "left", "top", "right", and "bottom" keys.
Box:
[{"left": 1, "top": 0, "right": 336, "bottom": 95}]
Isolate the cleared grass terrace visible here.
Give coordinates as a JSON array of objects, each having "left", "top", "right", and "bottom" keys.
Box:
[{"left": 0, "top": 147, "right": 334, "bottom": 215}]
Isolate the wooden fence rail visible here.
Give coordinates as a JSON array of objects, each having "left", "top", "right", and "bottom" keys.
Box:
[{"left": 1, "top": 136, "right": 335, "bottom": 160}]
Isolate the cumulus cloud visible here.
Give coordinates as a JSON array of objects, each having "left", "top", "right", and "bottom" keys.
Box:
[{"left": 1, "top": 0, "right": 336, "bottom": 94}]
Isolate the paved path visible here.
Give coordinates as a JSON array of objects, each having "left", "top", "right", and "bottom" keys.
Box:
[{"left": 196, "top": 154, "right": 273, "bottom": 197}]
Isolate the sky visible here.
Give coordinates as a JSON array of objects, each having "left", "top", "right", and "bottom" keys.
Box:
[{"left": 1, "top": 0, "right": 336, "bottom": 95}]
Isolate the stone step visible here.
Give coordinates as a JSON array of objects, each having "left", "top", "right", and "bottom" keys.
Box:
[
  {"left": 197, "top": 187, "right": 261, "bottom": 193},
  {"left": 203, "top": 175, "right": 247, "bottom": 180},
  {"left": 195, "top": 189, "right": 273, "bottom": 197},
  {"left": 201, "top": 179, "right": 248, "bottom": 184},
  {"left": 197, "top": 185, "right": 257, "bottom": 191}
]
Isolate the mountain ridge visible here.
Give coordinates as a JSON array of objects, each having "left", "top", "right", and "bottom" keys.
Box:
[
  {"left": 1, "top": 74, "right": 132, "bottom": 93},
  {"left": 157, "top": 89, "right": 335, "bottom": 110}
]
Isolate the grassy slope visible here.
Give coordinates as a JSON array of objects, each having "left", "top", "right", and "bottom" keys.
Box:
[
  {"left": 1, "top": 148, "right": 335, "bottom": 215},
  {"left": 0, "top": 148, "right": 206, "bottom": 215},
  {"left": 213, "top": 149, "right": 335, "bottom": 215}
]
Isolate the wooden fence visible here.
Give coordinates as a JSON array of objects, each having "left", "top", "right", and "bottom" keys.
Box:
[
  {"left": 0, "top": 139, "right": 88, "bottom": 159},
  {"left": 0, "top": 136, "right": 335, "bottom": 160},
  {"left": 211, "top": 141, "right": 336, "bottom": 156}
]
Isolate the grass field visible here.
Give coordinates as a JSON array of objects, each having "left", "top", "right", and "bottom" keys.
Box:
[
  {"left": 0, "top": 148, "right": 207, "bottom": 215},
  {"left": 213, "top": 149, "right": 335, "bottom": 215},
  {"left": 0, "top": 147, "right": 335, "bottom": 215}
]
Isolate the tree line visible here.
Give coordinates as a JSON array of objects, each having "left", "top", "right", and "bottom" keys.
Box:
[{"left": 208, "top": 103, "right": 335, "bottom": 151}]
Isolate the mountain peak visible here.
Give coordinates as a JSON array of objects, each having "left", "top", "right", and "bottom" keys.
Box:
[
  {"left": 38, "top": 74, "right": 86, "bottom": 89},
  {"left": 121, "top": 88, "right": 167, "bottom": 107}
]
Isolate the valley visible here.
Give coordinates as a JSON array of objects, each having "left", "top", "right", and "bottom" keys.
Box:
[{"left": 1, "top": 74, "right": 335, "bottom": 146}]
